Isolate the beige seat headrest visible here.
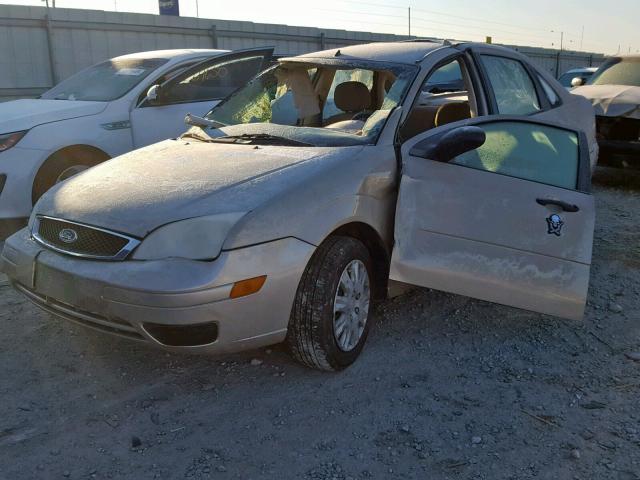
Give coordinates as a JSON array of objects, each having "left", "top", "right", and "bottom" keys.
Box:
[{"left": 334, "top": 81, "right": 371, "bottom": 113}]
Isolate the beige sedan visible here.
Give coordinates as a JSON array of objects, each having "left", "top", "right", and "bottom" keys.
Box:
[{"left": 1, "top": 40, "right": 596, "bottom": 370}]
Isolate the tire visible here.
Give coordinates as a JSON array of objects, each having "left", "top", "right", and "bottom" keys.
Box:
[
  {"left": 287, "top": 235, "right": 374, "bottom": 371},
  {"left": 32, "top": 149, "right": 107, "bottom": 204}
]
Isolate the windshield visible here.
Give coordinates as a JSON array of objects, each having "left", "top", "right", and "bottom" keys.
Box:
[
  {"left": 589, "top": 58, "right": 640, "bottom": 87},
  {"left": 201, "top": 61, "right": 417, "bottom": 147},
  {"left": 41, "top": 58, "right": 168, "bottom": 101}
]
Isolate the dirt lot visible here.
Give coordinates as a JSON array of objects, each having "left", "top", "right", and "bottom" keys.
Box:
[{"left": 1, "top": 170, "right": 639, "bottom": 480}]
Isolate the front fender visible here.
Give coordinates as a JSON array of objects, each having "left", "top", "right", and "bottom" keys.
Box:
[{"left": 222, "top": 143, "right": 397, "bottom": 252}]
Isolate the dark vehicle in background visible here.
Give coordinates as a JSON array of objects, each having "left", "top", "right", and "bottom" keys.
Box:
[
  {"left": 558, "top": 67, "right": 597, "bottom": 90},
  {"left": 572, "top": 55, "right": 640, "bottom": 169}
]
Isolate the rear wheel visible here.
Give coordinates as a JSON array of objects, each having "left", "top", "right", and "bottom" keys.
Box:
[
  {"left": 32, "top": 148, "right": 108, "bottom": 204},
  {"left": 287, "top": 236, "right": 374, "bottom": 371}
]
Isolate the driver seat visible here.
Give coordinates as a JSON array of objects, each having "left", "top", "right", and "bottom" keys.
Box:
[{"left": 325, "top": 81, "right": 372, "bottom": 125}]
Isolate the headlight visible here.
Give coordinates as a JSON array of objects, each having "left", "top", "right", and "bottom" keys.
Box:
[
  {"left": 132, "top": 212, "right": 245, "bottom": 260},
  {"left": 0, "top": 130, "right": 27, "bottom": 152}
]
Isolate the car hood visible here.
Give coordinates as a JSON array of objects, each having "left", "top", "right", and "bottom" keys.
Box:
[
  {"left": 572, "top": 85, "right": 640, "bottom": 119},
  {"left": 35, "top": 139, "right": 361, "bottom": 238},
  {"left": 0, "top": 99, "right": 107, "bottom": 134}
]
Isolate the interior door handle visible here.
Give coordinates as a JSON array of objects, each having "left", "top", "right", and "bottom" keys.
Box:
[{"left": 536, "top": 198, "right": 580, "bottom": 213}]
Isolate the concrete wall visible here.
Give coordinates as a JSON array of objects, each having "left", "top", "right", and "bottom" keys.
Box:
[
  {"left": 0, "top": 4, "right": 606, "bottom": 101},
  {"left": 508, "top": 45, "right": 604, "bottom": 77}
]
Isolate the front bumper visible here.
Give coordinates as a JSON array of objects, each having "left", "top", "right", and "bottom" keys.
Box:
[{"left": 1, "top": 228, "right": 314, "bottom": 354}]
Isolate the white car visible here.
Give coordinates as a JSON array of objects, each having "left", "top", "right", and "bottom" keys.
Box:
[{"left": 0, "top": 47, "right": 274, "bottom": 237}]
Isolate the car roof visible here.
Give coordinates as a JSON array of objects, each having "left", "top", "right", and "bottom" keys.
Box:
[
  {"left": 285, "top": 40, "right": 533, "bottom": 65},
  {"left": 111, "top": 49, "right": 230, "bottom": 62},
  {"left": 290, "top": 40, "right": 447, "bottom": 64}
]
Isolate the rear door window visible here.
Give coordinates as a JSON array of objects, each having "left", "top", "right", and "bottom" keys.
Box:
[{"left": 480, "top": 55, "right": 541, "bottom": 115}]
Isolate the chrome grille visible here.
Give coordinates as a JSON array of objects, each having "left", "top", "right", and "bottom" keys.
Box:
[{"left": 33, "top": 216, "right": 140, "bottom": 260}]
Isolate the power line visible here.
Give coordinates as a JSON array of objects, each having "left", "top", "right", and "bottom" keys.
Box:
[
  {"left": 323, "top": 1, "right": 607, "bottom": 52},
  {"left": 338, "top": 0, "right": 556, "bottom": 34},
  {"left": 314, "top": 6, "right": 556, "bottom": 44},
  {"left": 409, "top": 15, "right": 554, "bottom": 41}
]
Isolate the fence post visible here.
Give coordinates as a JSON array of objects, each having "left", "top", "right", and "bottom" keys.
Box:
[
  {"left": 589, "top": 55, "right": 593, "bottom": 67},
  {"left": 209, "top": 24, "right": 218, "bottom": 49},
  {"left": 554, "top": 51, "right": 561, "bottom": 78},
  {"left": 44, "top": 13, "right": 58, "bottom": 85},
  {"left": 320, "top": 32, "right": 326, "bottom": 50}
]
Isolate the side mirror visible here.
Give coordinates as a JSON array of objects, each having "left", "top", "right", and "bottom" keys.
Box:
[
  {"left": 571, "top": 77, "right": 585, "bottom": 88},
  {"left": 411, "top": 126, "right": 486, "bottom": 162},
  {"left": 145, "top": 84, "right": 161, "bottom": 103}
]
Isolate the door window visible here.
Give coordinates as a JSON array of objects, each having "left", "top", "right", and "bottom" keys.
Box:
[
  {"left": 161, "top": 55, "right": 266, "bottom": 104},
  {"left": 480, "top": 55, "right": 541, "bottom": 115},
  {"left": 400, "top": 57, "right": 474, "bottom": 141},
  {"left": 423, "top": 60, "right": 465, "bottom": 94},
  {"left": 452, "top": 121, "right": 579, "bottom": 189},
  {"left": 137, "top": 60, "right": 202, "bottom": 106}
]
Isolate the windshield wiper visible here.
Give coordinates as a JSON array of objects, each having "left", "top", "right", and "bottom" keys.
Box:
[
  {"left": 212, "top": 133, "right": 313, "bottom": 147},
  {"left": 181, "top": 129, "right": 313, "bottom": 147}
]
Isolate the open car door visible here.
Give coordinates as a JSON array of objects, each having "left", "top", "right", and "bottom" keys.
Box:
[
  {"left": 390, "top": 117, "right": 595, "bottom": 320},
  {"left": 131, "top": 47, "right": 274, "bottom": 148}
]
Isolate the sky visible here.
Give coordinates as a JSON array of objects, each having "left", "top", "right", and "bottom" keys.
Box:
[{"left": 2, "top": 0, "right": 638, "bottom": 55}]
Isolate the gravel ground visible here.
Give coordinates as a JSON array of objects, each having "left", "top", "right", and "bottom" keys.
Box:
[{"left": 1, "top": 170, "right": 639, "bottom": 480}]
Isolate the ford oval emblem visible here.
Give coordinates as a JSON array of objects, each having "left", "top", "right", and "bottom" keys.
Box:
[{"left": 58, "top": 228, "right": 78, "bottom": 244}]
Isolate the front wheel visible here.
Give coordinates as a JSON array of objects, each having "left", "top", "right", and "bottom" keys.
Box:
[
  {"left": 32, "top": 149, "right": 107, "bottom": 204},
  {"left": 286, "top": 236, "right": 373, "bottom": 371}
]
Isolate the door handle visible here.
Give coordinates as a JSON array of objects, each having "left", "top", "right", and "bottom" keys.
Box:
[{"left": 536, "top": 198, "right": 580, "bottom": 213}]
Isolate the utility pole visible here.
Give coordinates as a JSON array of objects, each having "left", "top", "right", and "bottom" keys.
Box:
[
  {"left": 42, "top": 0, "right": 58, "bottom": 84},
  {"left": 580, "top": 25, "right": 584, "bottom": 51},
  {"left": 408, "top": 7, "right": 411, "bottom": 37},
  {"left": 551, "top": 30, "right": 564, "bottom": 51},
  {"left": 196, "top": 0, "right": 199, "bottom": 18},
  {"left": 551, "top": 30, "right": 564, "bottom": 78}
]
